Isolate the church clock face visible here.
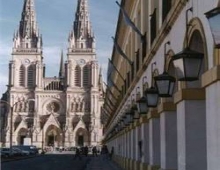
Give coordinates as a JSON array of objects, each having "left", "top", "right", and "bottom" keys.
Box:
[
  {"left": 78, "top": 59, "right": 86, "bottom": 65},
  {"left": 23, "top": 59, "right": 30, "bottom": 65}
]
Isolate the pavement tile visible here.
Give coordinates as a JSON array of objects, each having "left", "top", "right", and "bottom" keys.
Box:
[{"left": 85, "top": 156, "right": 123, "bottom": 170}]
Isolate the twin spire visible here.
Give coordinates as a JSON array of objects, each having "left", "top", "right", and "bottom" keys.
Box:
[
  {"left": 19, "top": 0, "right": 37, "bottom": 39},
  {"left": 13, "top": 0, "right": 95, "bottom": 51},
  {"left": 68, "top": 0, "right": 95, "bottom": 51},
  {"left": 13, "top": 0, "right": 42, "bottom": 50}
]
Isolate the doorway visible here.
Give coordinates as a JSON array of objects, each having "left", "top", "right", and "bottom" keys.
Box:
[
  {"left": 78, "top": 135, "right": 84, "bottom": 146},
  {"left": 20, "top": 136, "right": 25, "bottom": 145},
  {"left": 48, "top": 135, "right": 56, "bottom": 146}
]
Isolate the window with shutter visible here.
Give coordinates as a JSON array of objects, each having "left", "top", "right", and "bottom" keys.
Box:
[
  {"left": 27, "top": 65, "right": 34, "bottom": 87},
  {"left": 162, "top": 0, "right": 172, "bottom": 22},
  {"left": 83, "top": 64, "right": 91, "bottom": 87},
  {"left": 150, "top": 8, "right": 157, "bottom": 45},
  {"left": 19, "top": 65, "right": 25, "bottom": 87},
  {"left": 75, "top": 65, "right": 81, "bottom": 87}
]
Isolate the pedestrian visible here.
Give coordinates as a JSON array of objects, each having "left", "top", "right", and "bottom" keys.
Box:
[
  {"left": 101, "top": 145, "right": 109, "bottom": 160},
  {"left": 84, "top": 146, "right": 88, "bottom": 157},
  {"left": 110, "top": 146, "right": 114, "bottom": 160},
  {"left": 74, "top": 147, "right": 81, "bottom": 160},
  {"left": 92, "top": 146, "right": 98, "bottom": 157}
]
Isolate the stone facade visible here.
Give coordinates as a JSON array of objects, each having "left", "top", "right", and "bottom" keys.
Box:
[
  {"left": 1, "top": 0, "right": 104, "bottom": 148},
  {"left": 103, "top": 0, "right": 220, "bottom": 170}
]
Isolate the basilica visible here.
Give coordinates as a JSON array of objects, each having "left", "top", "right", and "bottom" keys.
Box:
[{"left": 1, "top": 0, "right": 104, "bottom": 148}]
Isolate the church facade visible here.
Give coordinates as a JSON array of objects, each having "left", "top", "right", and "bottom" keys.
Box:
[{"left": 1, "top": 0, "right": 104, "bottom": 148}]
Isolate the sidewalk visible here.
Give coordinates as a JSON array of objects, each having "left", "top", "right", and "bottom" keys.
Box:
[{"left": 85, "top": 156, "right": 123, "bottom": 170}]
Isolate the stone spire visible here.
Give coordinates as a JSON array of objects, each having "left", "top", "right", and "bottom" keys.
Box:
[
  {"left": 59, "top": 50, "right": 65, "bottom": 78},
  {"left": 13, "top": 0, "right": 42, "bottom": 50},
  {"left": 68, "top": 0, "right": 95, "bottom": 51}
]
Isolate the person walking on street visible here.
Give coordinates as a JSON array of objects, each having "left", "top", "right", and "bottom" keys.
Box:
[
  {"left": 84, "top": 146, "right": 88, "bottom": 157},
  {"left": 110, "top": 146, "right": 114, "bottom": 160},
  {"left": 74, "top": 147, "right": 81, "bottom": 160},
  {"left": 92, "top": 146, "right": 98, "bottom": 157},
  {"left": 101, "top": 145, "right": 109, "bottom": 160}
]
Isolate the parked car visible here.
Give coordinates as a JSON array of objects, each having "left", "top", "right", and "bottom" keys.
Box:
[
  {"left": 12, "top": 145, "right": 38, "bottom": 155},
  {"left": 0, "top": 148, "right": 16, "bottom": 157},
  {"left": 12, "top": 147, "right": 30, "bottom": 156}
]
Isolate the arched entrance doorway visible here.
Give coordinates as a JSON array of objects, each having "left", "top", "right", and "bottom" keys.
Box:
[
  {"left": 17, "top": 128, "right": 28, "bottom": 145},
  {"left": 75, "top": 128, "right": 88, "bottom": 147},
  {"left": 45, "top": 125, "right": 62, "bottom": 147}
]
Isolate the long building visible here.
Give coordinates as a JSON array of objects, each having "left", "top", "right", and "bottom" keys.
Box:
[
  {"left": 0, "top": 0, "right": 104, "bottom": 148},
  {"left": 103, "top": 0, "right": 220, "bottom": 170}
]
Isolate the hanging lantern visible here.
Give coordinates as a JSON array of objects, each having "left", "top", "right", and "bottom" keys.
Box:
[
  {"left": 136, "top": 96, "right": 148, "bottom": 114},
  {"left": 131, "top": 104, "right": 140, "bottom": 119},
  {"left": 154, "top": 72, "right": 176, "bottom": 97},
  {"left": 172, "top": 8, "right": 204, "bottom": 81},
  {"left": 144, "top": 87, "right": 159, "bottom": 107},
  {"left": 171, "top": 48, "right": 204, "bottom": 81},
  {"left": 125, "top": 111, "right": 133, "bottom": 125}
]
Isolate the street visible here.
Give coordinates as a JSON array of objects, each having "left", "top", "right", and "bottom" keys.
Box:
[{"left": 1, "top": 152, "right": 90, "bottom": 170}]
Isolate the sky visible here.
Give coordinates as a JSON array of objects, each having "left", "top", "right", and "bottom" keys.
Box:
[{"left": 0, "top": 0, "right": 120, "bottom": 95}]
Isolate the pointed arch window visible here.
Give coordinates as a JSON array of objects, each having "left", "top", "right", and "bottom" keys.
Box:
[
  {"left": 19, "top": 65, "right": 25, "bottom": 87},
  {"left": 75, "top": 65, "right": 81, "bottom": 87},
  {"left": 83, "top": 64, "right": 91, "bottom": 87},
  {"left": 27, "top": 65, "right": 35, "bottom": 87}
]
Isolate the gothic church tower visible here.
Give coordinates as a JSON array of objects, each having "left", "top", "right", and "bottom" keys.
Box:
[{"left": 4, "top": 0, "right": 104, "bottom": 148}]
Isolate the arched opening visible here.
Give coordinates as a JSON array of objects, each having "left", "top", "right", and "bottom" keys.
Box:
[
  {"left": 75, "top": 128, "right": 88, "bottom": 147},
  {"left": 45, "top": 125, "right": 61, "bottom": 147},
  {"left": 17, "top": 128, "right": 28, "bottom": 145}
]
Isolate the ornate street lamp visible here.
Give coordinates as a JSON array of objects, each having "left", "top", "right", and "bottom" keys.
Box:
[
  {"left": 119, "top": 118, "right": 124, "bottom": 130},
  {"left": 136, "top": 77, "right": 148, "bottom": 114},
  {"left": 171, "top": 7, "right": 204, "bottom": 81},
  {"left": 136, "top": 96, "right": 148, "bottom": 114},
  {"left": 154, "top": 41, "right": 176, "bottom": 97},
  {"left": 144, "top": 62, "right": 159, "bottom": 107},
  {"left": 130, "top": 91, "right": 140, "bottom": 120},
  {"left": 123, "top": 112, "right": 130, "bottom": 126}
]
